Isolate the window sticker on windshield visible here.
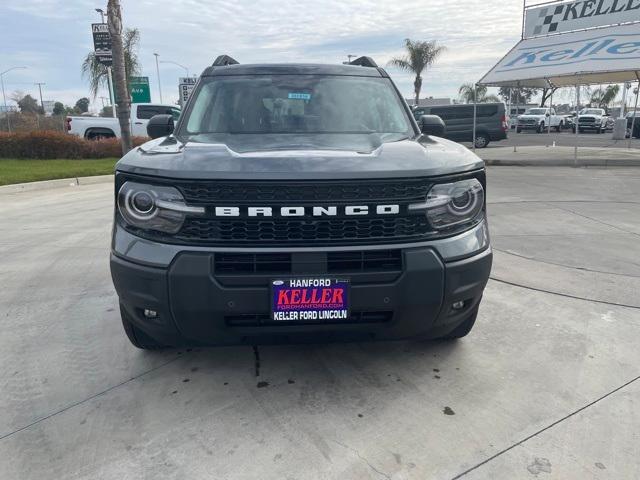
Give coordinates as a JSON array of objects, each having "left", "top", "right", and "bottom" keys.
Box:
[{"left": 288, "top": 93, "right": 311, "bottom": 100}]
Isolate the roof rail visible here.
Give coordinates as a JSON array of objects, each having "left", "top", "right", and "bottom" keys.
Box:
[
  {"left": 349, "top": 56, "right": 378, "bottom": 68},
  {"left": 212, "top": 55, "right": 239, "bottom": 66}
]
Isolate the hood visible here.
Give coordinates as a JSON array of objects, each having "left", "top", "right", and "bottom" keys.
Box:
[
  {"left": 518, "top": 114, "right": 545, "bottom": 120},
  {"left": 116, "top": 134, "right": 484, "bottom": 180}
]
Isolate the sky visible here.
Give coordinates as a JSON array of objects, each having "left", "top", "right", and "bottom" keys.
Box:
[{"left": 0, "top": 0, "right": 527, "bottom": 112}]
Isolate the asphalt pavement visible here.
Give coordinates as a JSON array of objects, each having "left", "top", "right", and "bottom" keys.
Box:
[
  {"left": 483, "top": 129, "right": 640, "bottom": 149},
  {"left": 1, "top": 167, "right": 639, "bottom": 479}
]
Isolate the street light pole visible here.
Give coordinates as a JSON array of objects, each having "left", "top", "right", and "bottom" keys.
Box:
[
  {"left": 95, "top": 8, "right": 105, "bottom": 22},
  {"left": 1, "top": 66, "right": 27, "bottom": 133},
  {"left": 154, "top": 53, "right": 163, "bottom": 103},
  {"left": 160, "top": 60, "right": 189, "bottom": 77}
]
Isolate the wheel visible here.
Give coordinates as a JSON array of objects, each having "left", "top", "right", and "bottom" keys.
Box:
[
  {"left": 537, "top": 122, "right": 545, "bottom": 133},
  {"left": 572, "top": 126, "right": 576, "bottom": 133},
  {"left": 120, "top": 304, "right": 166, "bottom": 350},
  {"left": 474, "top": 133, "right": 490, "bottom": 148},
  {"left": 555, "top": 122, "right": 563, "bottom": 132},
  {"left": 439, "top": 304, "right": 479, "bottom": 340},
  {"left": 516, "top": 127, "right": 522, "bottom": 133},
  {"left": 579, "top": 128, "right": 584, "bottom": 134}
]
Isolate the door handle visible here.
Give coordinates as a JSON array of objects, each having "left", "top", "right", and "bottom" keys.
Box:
[{"left": 134, "top": 122, "right": 143, "bottom": 125}]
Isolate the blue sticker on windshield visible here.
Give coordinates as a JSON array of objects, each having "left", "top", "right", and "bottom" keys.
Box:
[{"left": 288, "top": 93, "right": 311, "bottom": 100}]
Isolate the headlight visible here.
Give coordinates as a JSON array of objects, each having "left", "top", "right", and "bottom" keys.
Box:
[
  {"left": 410, "top": 178, "right": 484, "bottom": 230},
  {"left": 117, "top": 181, "right": 204, "bottom": 234}
]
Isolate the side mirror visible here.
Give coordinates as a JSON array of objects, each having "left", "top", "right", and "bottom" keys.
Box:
[
  {"left": 147, "top": 114, "right": 175, "bottom": 139},
  {"left": 419, "top": 115, "right": 446, "bottom": 137},
  {"left": 545, "top": 112, "right": 550, "bottom": 117}
]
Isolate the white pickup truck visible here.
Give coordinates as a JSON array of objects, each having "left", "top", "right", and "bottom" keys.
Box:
[
  {"left": 574, "top": 108, "right": 613, "bottom": 134},
  {"left": 516, "top": 107, "right": 564, "bottom": 133},
  {"left": 66, "top": 103, "right": 181, "bottom": 140}
]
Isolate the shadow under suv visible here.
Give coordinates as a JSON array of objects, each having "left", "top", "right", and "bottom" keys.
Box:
[{"left": 110, "top": 55, "right": 492, "bottom": 349}]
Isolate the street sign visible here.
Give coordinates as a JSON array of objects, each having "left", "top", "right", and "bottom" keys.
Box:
[
  {"left": 91, "top": 23, "right": 112, "bottom": 66},
  {"left": 179, "top": 77, "right": 197, "bottom": 107},
  {"left": 129, "top": 76, "right": 151, "bottom": 103}
]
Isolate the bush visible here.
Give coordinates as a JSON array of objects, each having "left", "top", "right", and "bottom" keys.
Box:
[{"left": 0, "top": 131, "right": 148, "bottom": 159}]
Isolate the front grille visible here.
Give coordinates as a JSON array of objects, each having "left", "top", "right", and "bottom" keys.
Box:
[
  {"left": 520, "top": 119, "right": 536, "bottom": 125},
  {"left": 214, "top": 250, "right": 402, "bottom": 274},
  {"left": 579, "top": 117, "right": 596, "bottom": 124},
  {"left": 178, "top": 179, "right": 432, "bottom": 203},
  {"left": 178, "top": 217, "right": 431, "bottom": 245},
  {"left": 225, "top": 311, "right": 393, "bottom": 326}
]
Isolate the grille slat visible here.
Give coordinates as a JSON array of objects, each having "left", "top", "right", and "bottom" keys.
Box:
[
  {"left": 179, "top": 217, "right": 431, "bottom": 244},
  {"left": 179, "top": 179, "right": 431, "bottom": 204}
]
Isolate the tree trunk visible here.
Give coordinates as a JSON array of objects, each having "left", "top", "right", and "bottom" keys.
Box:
[
  {"left": 108, "top": 0, "right": 132, "bottom": 155},
  {"left": 414, "top": 75, "right": 422, "bottom": 106}
]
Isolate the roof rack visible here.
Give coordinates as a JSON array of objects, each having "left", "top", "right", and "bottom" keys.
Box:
[
  {"left": 349, "top": 56, "right": 378, "bottom": 68},
  {"left": 212, "top": 55, "right": 239, "bottom": 66}
]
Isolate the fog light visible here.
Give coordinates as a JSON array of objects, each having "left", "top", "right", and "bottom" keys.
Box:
[
  {"left": 452, "top": 301, "right": 465, "bottom": 310},
  {"left": 144, "top": 309, "right": 158, "bottom": 318}
]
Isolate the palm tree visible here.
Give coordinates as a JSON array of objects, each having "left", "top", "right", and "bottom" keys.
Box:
[
  {"left": 82, "top": 27, "right": 141, "bottom": 98},
  {"left": 591, "top": 84, "right": 620, "bottom": 109},
  {"left": 388, "top": 39, "right": 446, "bottom": 106},
  {"left": 458, "top": 83, "right": 501, "bottom": 104}
]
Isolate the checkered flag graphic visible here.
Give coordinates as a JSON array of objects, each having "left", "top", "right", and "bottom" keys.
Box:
[{"left": 533, "top": 4, "right": 565, "bottom": 36}]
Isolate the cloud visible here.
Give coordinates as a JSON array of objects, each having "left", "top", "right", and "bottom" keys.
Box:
[{"left": 0, "top": 0, "right": 525, "bottom": 109}]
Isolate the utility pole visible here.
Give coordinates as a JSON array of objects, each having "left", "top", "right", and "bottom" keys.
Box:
[
  {"left": 108, "top": 0, "right": 132, "bottom": 154},
  {"left": 35, "top": 82, "right": 45, "bottom": 113},
  {"left": 154, "top": 53, "right": 163, "bottom": 103},
  {"left": 1, "top": 66, "right": 27, "bottom": 133}
]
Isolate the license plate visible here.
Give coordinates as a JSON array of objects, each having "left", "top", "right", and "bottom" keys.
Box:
[{"left": 271, "top": 277, "right": 350, "bottom": 322}]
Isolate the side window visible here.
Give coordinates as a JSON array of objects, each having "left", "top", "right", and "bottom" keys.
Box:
[
  {"left": 477, "top": 105, "right": 498, "bottom": 118},
  {"left": 136, "top": 106, "right": 158, "bottom": 119},
  {"left": 431, "top": 107, "right": 455, "bottom": 120}
]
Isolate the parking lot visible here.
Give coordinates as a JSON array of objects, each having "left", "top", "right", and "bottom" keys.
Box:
[
  {"left": 488, "top": 130, "right": 640, "bottom": 149},
  {"left": 1, "top": 166, "right": 640, "bottom": 479}
]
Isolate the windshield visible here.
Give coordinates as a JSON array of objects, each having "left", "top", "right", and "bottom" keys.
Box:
[
  {"left": 525, "top": 108, "right": 547, "bottom": 115},
  {"left": 179, "top": 75, "right": 412, "bottom": 138},
  {"left": 580, "top": 109, "right": 604, "bottom": 115}
]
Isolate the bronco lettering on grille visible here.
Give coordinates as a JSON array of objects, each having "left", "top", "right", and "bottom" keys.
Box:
[{"left": 213, "top": 205, "right": 401, "bottom": 217}]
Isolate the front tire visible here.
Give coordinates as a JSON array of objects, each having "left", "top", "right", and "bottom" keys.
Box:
[
  {"left": 516, "top": 127, "right": 522, "bottom": 133},
  {"left": 439, "top": 304, "right": 479, "bottom": 340},
  {"left": 537, "top": 122, "right": 545, "bottom": 133},
  {"left": 474, "top": 133, "right": 490, "bottom": 148},
  {"left": 120, "top": 304, "right": 166, "bottom": 350},
  {"left": 555, "top": 122, "right": 563, "bottom": 132}
]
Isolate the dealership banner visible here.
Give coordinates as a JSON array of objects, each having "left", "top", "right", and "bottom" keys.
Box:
[
  {"left": 524, "top": 0, "right": 640, "bottom": 38},
  {"left": 480, "top": 22, "right": 640, "bottom": 86}
]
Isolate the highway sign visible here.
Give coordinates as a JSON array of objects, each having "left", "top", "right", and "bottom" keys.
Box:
[{"left": 129, "top": 76, "right": 151, "bottom": 103}]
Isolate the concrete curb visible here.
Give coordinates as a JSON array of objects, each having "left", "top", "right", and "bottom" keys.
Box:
[
  {"left": 484, "top": 158, "right": 640, "bottom": 167},
  {"left": 0, "top": 174, "right": 114, "bottom": 195}
]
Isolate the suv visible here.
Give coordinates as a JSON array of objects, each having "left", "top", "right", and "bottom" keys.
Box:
[
  {"left": 413, "top": 103, "right": 508, "bottom": 148},
  {"left": 110, "top": 56, "right": 492, "bottom": 349}
]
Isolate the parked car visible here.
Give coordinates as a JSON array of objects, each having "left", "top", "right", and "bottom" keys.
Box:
[
  {"left": 110, "top": 55, "right": 492, "bottom": 349},
  {"left": 413, "top": 103, "right": 508, "bottom": 148},
  {"left": 66, "top": 103, "right": 181, "bottom": 140},
  {"left": 573, "top": 108, "right": 610, "bottom": 133},
  {"left": 516, "top": 108, "right": 564, "bottom": 133}
]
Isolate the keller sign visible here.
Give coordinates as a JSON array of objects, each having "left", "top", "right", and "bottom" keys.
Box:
[
  {"left": 179, "top": 77, "right": 197, "bottom": 107},
  {"left": 91, "top": 23, "right": 112, "bottom": 66},
  {"left": 524, "top": 0, "right": 640, "bottom": 38}
]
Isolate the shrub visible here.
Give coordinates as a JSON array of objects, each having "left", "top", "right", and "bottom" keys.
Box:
[{"left": 0, "top": 131, "right": 149, "bottom": 159}]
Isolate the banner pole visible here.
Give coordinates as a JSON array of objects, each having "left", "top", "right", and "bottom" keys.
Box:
[
  {"left": 575, "top": 84, "right": 580, "bottom": 166},
  {"left": 473, "top": 84, "right": 478, "bottom": 151},
  {"left": 628, "top": 74, "right": 639, "bottom": 149}
]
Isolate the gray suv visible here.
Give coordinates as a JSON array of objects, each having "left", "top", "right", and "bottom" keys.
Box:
[{"left": 110, "top": 55, "right": 492, "bottom": 349}]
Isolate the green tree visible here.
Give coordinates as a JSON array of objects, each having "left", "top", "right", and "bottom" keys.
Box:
[
  {"left": 458, "top": 83, "right": 501, "bottom": 104},
  {"left": 52, "top": 102, "right": 65, "bottom": 115},
  {"left": 81, "top": 27, "right": 141, "bottom": 98},
  {"left": 75, "top": 97, "right": 90, "bottom": 113},
  {"left": 498, "top": 87, "right": 538, "bottom": 105},
  {"left": 590, "top": 85, "right": 620, "bottom": 109},
  {"left": 16, "top": 94, "right": 40, "bottom": 114},
  {"left": 388, "top": 39, "right": 446, "bottom": 105}
]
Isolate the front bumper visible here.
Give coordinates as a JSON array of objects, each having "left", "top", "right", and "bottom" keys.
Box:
[{"left": 110, "top": 220, "right": 492, "bottom": 345}]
